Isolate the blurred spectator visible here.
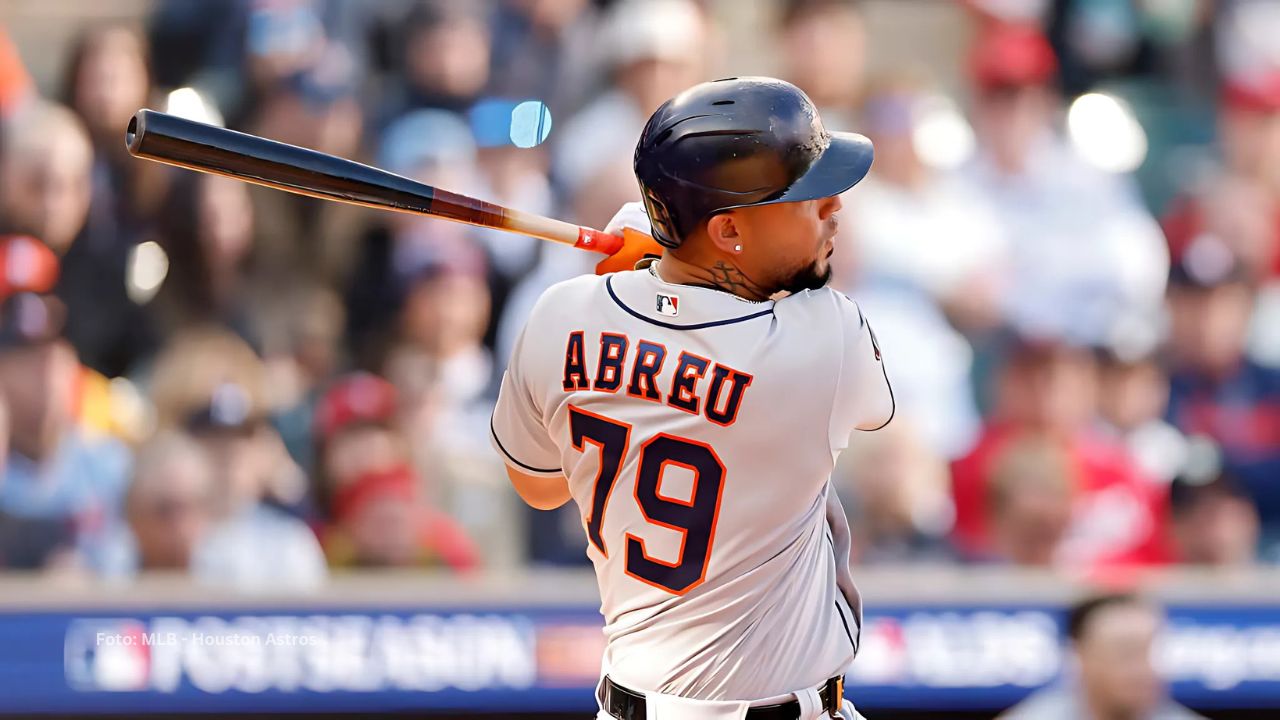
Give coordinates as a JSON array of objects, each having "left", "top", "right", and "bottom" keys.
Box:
[
  {"left": 101, "top": 430, "right": 216, "bottom": 577},
  {"left": 146, "top": 327, "right": 305, "bottom": 509},
  {"left": 1162, "top": 75, "right": 1280, "bottom": 284},
  {"left": 1159, "top": 63, "right": 1280, "bottom": 370},
  {"left": 247, "top": 41, "right": 370, "bottom": 285},
  {"left": 1214, "top": 1, "right": 1280, "bottom": 195},
  {"left": 0, "top": 235, "right": 59, "bottom": 300},
  {"left": 1095, "top": 346, "right": 1188, "bottom": 483},
  {"left": 57, "top": 25, "right": 171, "bottom": 377},
  {"left": 182, "top": 381, "right": 326, "bottom": 591},
  {"left": 313, "top": 373, "right": 479, "bottom": 571},
  {"left": 144, "top": 0, "right": 230, "bottom": 89},
  {"left": 346, "top": 109, "right": 488, "bottom": 363},
  {"left": 984, "top": 434, "right": 1074, "bottom": 567},
  {"left": 961, "top": 22, "right": 1168, "bottom": 347},
  {"left": 0, "top": 293, "right": 131, "bottom": 567},
  {"left": 1169, "top": 438, "right": 1261, "bottom": 566},
  {"left": 0, "top": 25, "right": 34, "bottom": 119},
  {"left": 0, "top": 235, "right": 148, "bottom": 443},
  {"left": 0, "top": 103, "right": 157, "bottom": 379},
  {"left": 343, "top": 114, "right": 495, "bottom": 414},
  {"left": 834, "top": 421, "right": 955, "bottom": 564},
  {"left": 379, "top": 1, "right": 492, "bottom": 124},
  {"left": 166, "top": 0, "right": 368, "bottom": 125},
  {"left": 488, "top": 0, "right": 597, "bottom": 117},
  {"left": 0, "top": 102, "right": 92, "bottom": 256},
  {"left": 355, "top": 271, "right": 521, "bottom": 568},
  {"left": 384, "top": 246, "right": 493, "bottom": 416},
  {"left": 312, "top": 372, "right": 410, "bottom": 516},
  {"left": 377, "top": 240, "right": 503, "bottom": 563},
  {"left": 241, "top": 1, "right": 345, "bottom": 97},
  {"left": 844, "top": 74, "right": 1008, "bottom": 331},
  {"left": 1046, "top": 0, "right": 1217, "bottom": 98},
  {"left": 323, "top": 464, "right": 479, "bottom": 570},
  {"left": 258, "top": 284, "right": 347, "bottom": 474},
  {"left": 62, "top": 23, "right": 166, "bottom": 225},
  {"left": 184, "top": 381, "right": 304, "bottom": 515},
  {"left": 1000, "top": 594, "right": 1205, "bottom": 719},
  {"left": 553, "top": 0, "right": 707, "bottom": 204},
  {"left": 1163, "top": 240, "right": 1280, "bottom": 527},
  {"left": 952, "top": 336, "right": 1171, "bottom": 569},
  {"left": 0, "top": 392, "right": 78, "bottom": 570},
  {"left": 150, "top": 174, "right": 260, "bottom": 349},
  {"left": 147, "top": 327, "right": 270, "bottom": 428},
  {"left": 1216, "top": 69, "right": 1280, "bottom": 203},
  {"left": 777, "top": 0, "right": 867, "bottom": 130}
]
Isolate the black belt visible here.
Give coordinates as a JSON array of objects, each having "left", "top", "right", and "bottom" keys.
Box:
[{"left": 604, "top": 675, "right": 844, "bottom": 719}]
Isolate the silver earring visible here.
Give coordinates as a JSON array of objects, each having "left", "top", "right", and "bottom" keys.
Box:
[{"left": 734, "top": 244, "right": 742, "bottom": 252}]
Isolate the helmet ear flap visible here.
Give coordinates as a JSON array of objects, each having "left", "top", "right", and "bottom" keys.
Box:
[{"left": 642, "top": 190, "right": 682, "bottom": 248}]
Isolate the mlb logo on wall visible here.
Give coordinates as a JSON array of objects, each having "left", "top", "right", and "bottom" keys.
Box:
[
  {"left": 64, "top": 619, "right": 153, "bottom": 691},
  {"left": 656, "top": 293, "right": 680, "bottom": 317}
]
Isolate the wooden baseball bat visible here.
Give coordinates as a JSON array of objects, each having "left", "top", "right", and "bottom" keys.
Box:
[{"left": 125, "top": 109, "right": 624, "bottom": 256}]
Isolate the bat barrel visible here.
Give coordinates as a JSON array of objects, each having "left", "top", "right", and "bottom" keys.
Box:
[
  {"left": 126, "top": 109, "right": 443, "bottom": 216},
  {"left": 124, "top": 110, "right": 621, "bottom": 254}
]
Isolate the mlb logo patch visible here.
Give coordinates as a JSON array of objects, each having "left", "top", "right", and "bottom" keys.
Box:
[{"left": 655, "top": 293, "right": 680, "bottom": 317}]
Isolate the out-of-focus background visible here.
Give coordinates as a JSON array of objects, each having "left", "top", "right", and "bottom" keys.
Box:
[{"left": 0, "top": 0, "right": 1278, "bottom": 717}]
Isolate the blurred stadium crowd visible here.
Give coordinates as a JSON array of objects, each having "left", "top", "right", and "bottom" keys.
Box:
[{"left": 0, "top": 0, "right": 1276, "bottom": 591}]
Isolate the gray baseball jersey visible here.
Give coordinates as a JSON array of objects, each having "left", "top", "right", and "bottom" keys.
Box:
[{"left": 491, "top": 263, "right": 894, "bottom": 701}]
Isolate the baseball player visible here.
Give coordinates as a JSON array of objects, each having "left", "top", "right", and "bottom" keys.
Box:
[{"left": 491, "top": 77, "right": 892, "bottom": 719}]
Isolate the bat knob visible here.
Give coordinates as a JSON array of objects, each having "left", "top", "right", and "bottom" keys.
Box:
[
  {"left": 125, "top": 111, "right": 146, "bottom": 155},
  {"left": 575, "top": 228, "right": 626, "bottom": 256}
]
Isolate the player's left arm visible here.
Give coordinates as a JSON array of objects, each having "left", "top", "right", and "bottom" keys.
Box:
[
  {"left": 828, "top": 294, "right": 895, "bottom": 449},
  {"left": 848, "top": 314, "right": 894, "bottom": 431}
]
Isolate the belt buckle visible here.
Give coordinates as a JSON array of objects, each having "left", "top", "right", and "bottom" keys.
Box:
[{"left": 825, "top": 675, "right": 844, "bottom": 717}]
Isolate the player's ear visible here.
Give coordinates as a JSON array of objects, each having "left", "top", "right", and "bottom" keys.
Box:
[{"left": 704, "top": 212, "right": 740, "bottom": 255}]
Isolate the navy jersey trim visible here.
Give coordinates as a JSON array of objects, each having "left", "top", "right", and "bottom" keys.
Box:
[
  {"left": 827, "top": 532, "right": 859, "bottom": 654},
  {"left": 606, "top": 276, "right": 773, "bottom": 331},
  {"left": 856, "top": 322, "right": 896, "bottom": 433},
  {"left": 834, "top": 599, "right": 857, "bottom": 654},
  {"left": 490, "top": 415, "right": 562, "bottom": 474}
]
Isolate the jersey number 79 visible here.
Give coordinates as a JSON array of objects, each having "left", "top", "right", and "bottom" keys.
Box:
[{"left": 569, "top": 405, "right": 725, "bottom": 595}]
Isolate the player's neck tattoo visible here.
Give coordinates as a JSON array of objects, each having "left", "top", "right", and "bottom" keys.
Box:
[
  {"left": 708, "top": 261, "right": 754, "bottom": 296},
  {"left": 654, "top": 256, "right": 771, "bottom": 302},
  {"left": 698, "top": 261, "right": 771, "bottom": 301}
]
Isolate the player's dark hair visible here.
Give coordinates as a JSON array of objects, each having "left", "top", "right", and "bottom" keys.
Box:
[{"left": 1066, "top": 593, "right": 1146, "bottom": 643}]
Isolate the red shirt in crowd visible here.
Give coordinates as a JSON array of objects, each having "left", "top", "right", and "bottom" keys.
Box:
[{"left": 950, "top": 423, "right": 1173, "bottom": 570}]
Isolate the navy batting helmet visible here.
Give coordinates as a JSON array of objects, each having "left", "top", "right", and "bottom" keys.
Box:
[{"left": 634, "top": 77, "right": 874, "bottom": 248}]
